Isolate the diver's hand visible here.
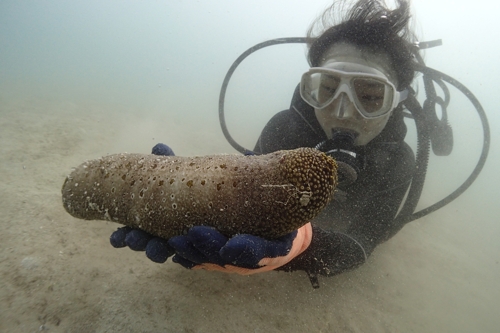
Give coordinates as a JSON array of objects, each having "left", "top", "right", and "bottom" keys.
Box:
[
  {"left": 168, "top": 224, "right": 312, "bottom": 274},
  {"left": 109, "top": 223, "right": 312, "bottom": 272},
  {"left": 110, "top": 227, "right": 176, "bottom": 263}
]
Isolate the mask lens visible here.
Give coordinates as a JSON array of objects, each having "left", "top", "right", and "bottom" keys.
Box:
[
  {"left": 317, "top": 74, "right": 340, "bottom": 105},
  {"left": 353, "top": 78, "right": 392, "bottom": 114},
  {"left": 301, "top": 72, "right": 341, "bottom": 108}
]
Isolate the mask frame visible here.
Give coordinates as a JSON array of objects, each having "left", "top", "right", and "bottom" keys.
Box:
[{"left": 300, "top": 65, "right": 408, "bottom": 118}]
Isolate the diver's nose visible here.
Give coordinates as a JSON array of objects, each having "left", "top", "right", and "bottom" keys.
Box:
[{"left": 331, "top": 93, "right": 352, "bottom": 119}]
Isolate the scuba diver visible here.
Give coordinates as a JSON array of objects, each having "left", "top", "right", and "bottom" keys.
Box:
[{"left": 109, "top": 0, "right": 489, "bottom": 288}]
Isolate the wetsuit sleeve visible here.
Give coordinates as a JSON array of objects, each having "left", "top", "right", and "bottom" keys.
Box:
[
  {"left": 278, "top": 142, "right": 415, "bottom": 276},
  {"left": 276, "top": 224, "right": 367, "bottom": 276},
  {"left": 277, "top": 181, "right": 410, "bottom": 276}
]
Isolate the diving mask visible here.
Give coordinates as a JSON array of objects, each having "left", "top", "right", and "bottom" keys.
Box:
[{"left": 300, "top": 63, "right": 408, "bottom": 118}]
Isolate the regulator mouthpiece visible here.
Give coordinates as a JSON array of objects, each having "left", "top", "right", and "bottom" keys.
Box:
[{"left": 315, "top": 131, "right": 362, "bottom": 187}]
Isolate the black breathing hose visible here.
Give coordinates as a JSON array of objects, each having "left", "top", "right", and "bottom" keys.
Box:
[
  {"left": 218, "top": 37, "right": 310, "bottom": 155},
  {"left": 397, "top": 66, "right": 490, "bottom": 224},
  {"left": 394, "top": 93, "right": 431, "bottom": 226}
]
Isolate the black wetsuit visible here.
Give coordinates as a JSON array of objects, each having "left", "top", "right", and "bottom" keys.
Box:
[{"left": 254, "top": 85, "right": 415, "bottom": 279}]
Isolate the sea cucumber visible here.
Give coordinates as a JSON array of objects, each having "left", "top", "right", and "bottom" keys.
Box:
[{"left": 61, "top": 148, "right": 337, "bottom": 239}]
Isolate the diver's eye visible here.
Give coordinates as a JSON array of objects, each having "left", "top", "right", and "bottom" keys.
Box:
[
  {"left": 320, "top": 84, "right": 336, "bottom": 94},
  {"left": 315, "top": 74, "right": 340, "bottom": 104},
  {"left": 353, "top": 78, "right": 387, "bottom": 112},
  {"left": 360, "top": 94, "right": 384, "bottom": 102}
]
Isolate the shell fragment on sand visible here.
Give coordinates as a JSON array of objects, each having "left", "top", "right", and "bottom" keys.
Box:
[{"left": 62, "top": 148, "right": 337, "bottom": 239}]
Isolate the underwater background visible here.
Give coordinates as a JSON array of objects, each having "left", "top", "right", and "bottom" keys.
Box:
[{"left": 1, "top": 1, "right": 499, "bottom": 332}]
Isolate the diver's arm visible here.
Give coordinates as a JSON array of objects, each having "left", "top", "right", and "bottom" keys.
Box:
[
  {"left": 276, "top": 184, "right": 409, "bottom": 276},
  {"left": 276, "top": 224, "right": 367, "bottom": 276},
  {"left": 277, "top": 153, "right": 413, "bottom": 276}
]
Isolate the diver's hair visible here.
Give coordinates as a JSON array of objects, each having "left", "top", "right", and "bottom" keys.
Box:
[{"left": 307, "top": 0, "right": 417, "bottom": 90}]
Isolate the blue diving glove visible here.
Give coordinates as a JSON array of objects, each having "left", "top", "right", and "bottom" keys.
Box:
[
  {"left": 109, "top": 225, "right": 300, "bottom": 271},
  {"left": 110, "top": 226, "right": 176, "bottom": 263},
  {"left": 151, "top": 143, "right": 175, "bottom": 156},
  {"left": 167, "top": 226, "right": 299, "bottom": 271}
]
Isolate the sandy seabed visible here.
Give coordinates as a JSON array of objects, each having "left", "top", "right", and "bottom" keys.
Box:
[{"left": 1, "top": 94, "right": 499, "bottom": 333}]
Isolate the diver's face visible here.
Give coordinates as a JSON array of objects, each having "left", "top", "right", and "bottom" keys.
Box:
[{"left": 314, "top": 43, "right": 398, "bottom": 145}]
